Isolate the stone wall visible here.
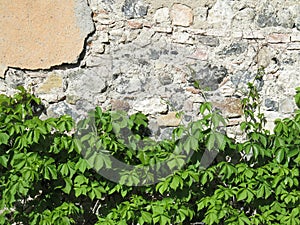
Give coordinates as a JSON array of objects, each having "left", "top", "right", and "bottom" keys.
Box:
[{"left": 1, "top": 0, "right": 300, "bottom": 139}]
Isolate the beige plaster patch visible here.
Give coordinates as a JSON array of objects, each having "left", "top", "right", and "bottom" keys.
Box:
[{"left": 0, "top": 0, "right": 94, "bottom": 70}]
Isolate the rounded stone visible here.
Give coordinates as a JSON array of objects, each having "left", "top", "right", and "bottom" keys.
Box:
[{"left": 170, "top": 3, "right": 194, "bottom": 27}]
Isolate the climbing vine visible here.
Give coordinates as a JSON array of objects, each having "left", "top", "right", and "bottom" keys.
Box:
[{"left": 0, "top": 81, "right": 299, "bottom": 224}]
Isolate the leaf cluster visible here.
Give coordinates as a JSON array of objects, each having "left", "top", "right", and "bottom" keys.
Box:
[{"left": 0, "top": 84, "right": 299, "bottom": 225}]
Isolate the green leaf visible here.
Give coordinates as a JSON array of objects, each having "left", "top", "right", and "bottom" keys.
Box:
[
  {"left": 62, "top": 178, "right": 72, "bottom": 194},
  {"left": 276, "top": 148, "right": 285, "bottom": 163},
  {"left": 156, "top": 180, "right": 169, "bottom": 195},
  {"left": 206, "top": 133, "right": 216, "bottom": 151},
  {"left": 75, "top": 158, "right": 89, "bottom": 173},
  {"left": 287, "top": 148, "right": 299, "bottom": 158},
  {"left": 170, "top": 176, "right": 180, "bottom": 190},
  {"left": 141, "top": 211, "right": 152, "bottom": 223},
  {"left": 237, "top": 189, "right": 248, "bottom": 201},
  {"left": 200, "top": 102, "right": 212, "bottom": 114},
  {"left": 74, "top": 175, "right": 88, "bottom": 185},
  {"left": 0, "top": 133, "right": 9, "bottom": 145},
  {"left": 0, "top": 155, "right": 8, "bottom": 168},
  {"left": 204, "top": 211, "right": 219, "bottom": 225}
]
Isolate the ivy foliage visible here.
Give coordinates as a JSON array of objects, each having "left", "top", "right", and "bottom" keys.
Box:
[{"left": 0, "top": 82, "right": 299, "bottom": 225}]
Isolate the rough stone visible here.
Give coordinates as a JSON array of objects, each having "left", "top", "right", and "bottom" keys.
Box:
[
  {"left": 133, "top": 29, "right": 154, "bottom": 47},
  {"left": 188, "top": 47, "right": 208, "bottom": 61},
  {"left": 122, "top": 0, "right": 148, "bottom": 18},
  {"left": 67, "top": 69, "right": 108, "bottom": 103},
  {"left": 207, "top": 0, "right": 234, "bottom": 28},
  {"left": 296, "top": 17, "right": 300, "bottom": 31},
  {"left": 291, "top": 32, "right": 300, "bottom": 42},
  {"left": 243, "top": 30, "right": 265, "bottom": 39},
  {"left": 133, "top": 98, "right": 168, "bottom": 115},
  {"left": 279, "top": 98, "right": 295, "bottom": 114},
  {"left": 98, "top": 32, "right": 109, "bottom": 43},
  {"left": 232, "top": 8, "right": 256, "bottom": 29},
  {"left": 1, "top": 0, "right": 300, "bottom": 145},
  {"left": 287, "top": 43, "right": 300, "bottom": 50},
  {"left": 264, "top": 98, "right": 279, "bottom": 111},
  {"left": 198, "top": 36, "right": 220, "bottom": 47},
  {"left": 194, "top": 7, "right": 209, "bottom": 23},
  {"left": 159, "top": 73, "right": 174, "bottom": 85},
  {"left": 47, "top": 101, "right": 79, "bottom": 119},
  {"left": 169, "top": 91, "right": 188, "bottom": 110},
  {"left": 0, "top": 0, "right": 94, "bottom": 70},
  {"left": 116, "top": 77, "right": 142, "bottom": 94},
  {"left": 188, "top": 64, "right": 228, "bottom": 91},
  {"left": 148, "top": 0, "right": 216, "bottom": 13},
  {"left": 212, "top": 98, "right": 243, "bottom": 118},
  {"left": 170, "top": 4, "right": 194, "bottom": 27},
  {"left": 220, "top": 43, "right": 248, "bottom": 56},
  {"left": 154, "top": 26, "right": 173, "bottom": 33},
  {"left": 159, "top": 127, "right": 175, "bottom": 140},
  {"left": 157, "top": 112, "right": 181, "bottom": 127},
  {"left": 172, "top": 32, "right": 193, "bottom": 44},
  {"left": 257, "top": 47, "right": 272, "bottom": 68},
  {"left": 153, "top": 7, "right": 170, "bottom": 24},
  {"left": 256, "top": 2, "right": 299, "bottom": 29},
  {"left": 37, "top": 73, "right": 63, "bottom": 94},
  {"left": 110, "top": 99, "right": 131, "bottom": 111},
  {"left": 127, "top": 20, "right": 143, "bottom": 29},
  {"left": 267, "top": 33, "right": 291, "bottom": 43}
]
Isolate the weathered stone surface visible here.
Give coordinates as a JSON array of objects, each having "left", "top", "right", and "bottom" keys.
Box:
[
  {"left": 265, "top": 98, "right": 279, "bottom": 111},
  {"left": 110, "top": 99, "right": 131, "bottom": 111},
  {"left": 0, "top": 0, "right": 94, "bottom": 70},
  {"left": 193, "top": 7, "right": 209, "bottom": 23},
  {"left": 232, "top": 8, "right": 256, "bottom": 29},
  {"left": 154, "top": 26, "right": 173, "bottom": 33},
  {"left": 133, "top": 98, "right": 168, "bottom": 115},
  {"left": 279, "top": 98, "right": 295, "bottom": 114},
  {"left": 287, "top": 43, "right": 300, "bottom": 50},
  {"left": 243, "top": 30, "right": 265, "bottom": 39},
  {"left": 256, "top": 1, "right": 299, "bottom": 29},
  {"left": 157, "top": 112, "right": 181, "bottom": 127},
  {"left": 257, "top": 47, "right": 272, "bottom": 68},
  {"left": 267, "top": 33, "right": 291, "bottom": 43},
  {"left": 122, "top": 0, "right": 148, "bottom": 18},
  {"left": 172, "top": 32, "right": 193, "bottom": 44},
  {"left": 153, "top": 7, "right": 170, "bottom": 23},
  {"left": 197, "top": 36, "right": 220, "bottom": 47},
  {"left": 219, "top": 42, "right": 248, "bottom": 56},
  {"left": 158, "top": 73, "right": 174, "bottom": 85},
  {"left": 67, "top": 68, "right": 108, "bottom": 103},
  {"left": 127, "top": 20, "right": 143, "bottom": 29},
  {"left": 47, "top": 101, "right": 78, "bottom": 119},
  {"left": 291, "top": 32, "right": 300, "bottom": 42},
  {"left": 212, "top": 98, "right": 243, "bottom": 117},
  {"left": 207, "top": 0, "right": 234, "bottom": 28},
  {"left": 37, "top": 74, "right": 63, "bottom": 93},
  {"left": 170, "top": 4, "right": 194, "bottom": 27},
  {"left": 188, "top": 64, "right": 228, "bottom": 91},
  {"left": 188, "top": 47, "right": 208, "bottom": 60},
  {"left": 116, "top": 77, "right": 142, "bottom": 94},
  {"left": 296, "top": 17, "right": 300, "bottom": 31}
]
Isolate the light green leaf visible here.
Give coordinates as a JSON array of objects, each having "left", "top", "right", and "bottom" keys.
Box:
[
  {"left": 170, "top": 176, "right": 180, "bottom": 190},
  {"left": 0, "top": 155, "right": 8, "bottom": 168},
  {"left": 276, "top": 148, "right": 285, "bottom": 163},
  {"left": 237, "top": 189, "right": 247, "bottom": 201},
  {"left": 206, "top": 133, "right": 216, "bottom": 151},
  {"left": 0, "top": 133, "right": 9, "bottom": 145}
]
